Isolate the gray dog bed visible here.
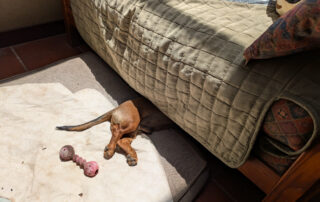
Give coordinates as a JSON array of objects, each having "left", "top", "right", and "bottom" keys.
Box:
[{"left": 0, "top": 52, "right": 208, "bottom": 202}]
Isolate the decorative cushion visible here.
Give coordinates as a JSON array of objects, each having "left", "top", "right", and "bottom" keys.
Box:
[
  {"left": 244, "top": 0, "right": 320, "bottom": 63},
  {"left": 263, "top": 99, "right": 314, "bottom": 151},
  {"left": 256, "top": 98, "right": 314, "bottom": 175},
  {"left": 254, "top": 135, "right": 297, "bottom": 175}
]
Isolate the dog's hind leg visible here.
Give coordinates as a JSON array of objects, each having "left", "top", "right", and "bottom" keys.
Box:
[
  {"left": 117, "top": 137, "right": 138, "bottom": 166},
  {"left": 104, "top": 123, "right": 138, "bottom": 159},
  {"left": 104, "top": 123, "right": 121, "bottom": 159}
]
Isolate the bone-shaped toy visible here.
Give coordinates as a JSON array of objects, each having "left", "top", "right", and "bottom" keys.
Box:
[{"left": 59, "top": 145, "right": 99, "bottom": 177}]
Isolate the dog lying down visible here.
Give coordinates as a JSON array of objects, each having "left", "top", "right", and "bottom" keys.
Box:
[{"left": 57, "top": 97, "right": 174, "bottom": 166}]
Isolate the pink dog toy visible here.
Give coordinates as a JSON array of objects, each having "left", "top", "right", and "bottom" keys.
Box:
[{"left": 59, "top": 145, "right": 99, "bottom": 177}]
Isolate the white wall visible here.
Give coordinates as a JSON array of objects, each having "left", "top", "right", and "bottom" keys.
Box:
[{"left": 0, "top": 0, "right": 63, "bottom": 32}]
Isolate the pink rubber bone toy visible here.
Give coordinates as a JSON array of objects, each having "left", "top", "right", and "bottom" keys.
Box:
[{"left": 59, "top": 145, "right": 99, "bottom": 177}]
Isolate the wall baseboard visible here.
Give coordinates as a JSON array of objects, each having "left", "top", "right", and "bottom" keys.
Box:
[{"left": 0, "top": 20, "right": 65, "bottom": 48}]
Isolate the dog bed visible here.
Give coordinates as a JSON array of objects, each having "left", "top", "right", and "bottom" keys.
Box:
[
  {"left": 0, "top": 83, "right": 173, "bottom": 202},
  {"left": 0, "top": 52, "right": 208, "bottom": 202}
]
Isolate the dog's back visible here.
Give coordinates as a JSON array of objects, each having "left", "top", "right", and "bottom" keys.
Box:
[{"left": 132, "top": 97, "right": 174, "bottom": 133}]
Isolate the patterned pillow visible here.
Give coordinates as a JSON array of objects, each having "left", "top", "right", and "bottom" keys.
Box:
[
  {"left": 244, "top": 0, "right": 320, "bottom": 63},
  {"left": 263, "top": 99, "right": 314, "bottom": 151},
  {"left": 254, "top": 135, "right": 297, "bottom": 175}
]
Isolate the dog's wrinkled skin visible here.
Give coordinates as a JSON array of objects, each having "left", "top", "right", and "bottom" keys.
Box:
[{"left": 57, "top": 97, "right": 173, "bottom": 166}]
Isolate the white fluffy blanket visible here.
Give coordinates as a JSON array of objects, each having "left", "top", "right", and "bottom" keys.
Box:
[{"left": 0, "top": 83, "right": 172, "bottom": 202}]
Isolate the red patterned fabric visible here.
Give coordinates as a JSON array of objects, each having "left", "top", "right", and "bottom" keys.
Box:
[
  {"left": 257, "top": 150, "right": 296, "bottom": 175},
  {"left": 244, "top": 0, "right": 320, "bottom": 63},
  {"left": 263, "top": 99, "right": 314, "bottom": 151},
  {"left": 254, "top": 136, "right": 297, "bottom": 175}
]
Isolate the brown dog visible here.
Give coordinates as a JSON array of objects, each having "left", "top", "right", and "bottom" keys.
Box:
[{"left": 57, "top": 97, "right": 173, "bottom": 166}]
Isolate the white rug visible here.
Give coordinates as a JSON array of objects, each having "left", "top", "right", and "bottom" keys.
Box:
[{"left": 0, "top": 83, "right": 172, "bottom": 202}]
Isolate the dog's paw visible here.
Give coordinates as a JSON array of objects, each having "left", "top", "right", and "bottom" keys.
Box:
[
  {"left": 103, "top": 146, "right": 114, "bottom": 159},
  {"left": 126, "top": 154, "right": 137, "bottom": 166},
  {"left": 104, "top": 151, "right": 113, "bottom": 159},
  {"left": 104, "top": 145, "right": 109, "bottom": 152}
]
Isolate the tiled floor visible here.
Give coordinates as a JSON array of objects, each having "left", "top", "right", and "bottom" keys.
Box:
[
  {"left": 0, "top": 47, "right": 26, "bottom": 79},
  {"left": 0, "top": 33, "right": 265, "bottom": 201},
  {"left": 0, "top": 34, "right": 89, "bottom": 81},
  {"left": 195, "top": 154, "right": 265, "bottom": 202}
]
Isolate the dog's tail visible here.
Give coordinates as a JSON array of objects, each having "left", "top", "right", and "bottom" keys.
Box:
[{"left": 56, "top": 110, "right": 113, "bottom": 131}]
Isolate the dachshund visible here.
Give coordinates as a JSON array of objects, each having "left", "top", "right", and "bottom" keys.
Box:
[{"left": 56, "top": 97, "right": 173, "bottom": 166}]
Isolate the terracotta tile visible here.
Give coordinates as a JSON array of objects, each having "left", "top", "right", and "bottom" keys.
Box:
[
  {"left": 199, "top": 154, "right": 265, "bottom": 201},
  {"left": 212, "top": 167, "right": 265, "bottom": 202},
  {"left": 207, "top": 155, "right": 229, "bottom": 179},
  {"left": 0, "top": 47, "right": 26, "bottom": 80},
  {"left": 195, "top": 181, "right": 233, "bottom": 202},
  {"left": 13, "top": 34, "right": 81, "bottom": 70}
]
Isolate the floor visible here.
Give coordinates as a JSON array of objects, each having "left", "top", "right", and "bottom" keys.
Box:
[
  {"left": 195, "top": 153, "right": 265, "bottom": 202},
  {"left": 0, "top": 34, "right": 88, "bottom": 81},
  {"left": 0, "top": 32, "right": 265, "bottom": 202}
]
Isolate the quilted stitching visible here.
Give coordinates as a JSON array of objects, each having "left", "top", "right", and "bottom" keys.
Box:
[{"left": 70, "top": 0, "right": 320, "bottom": 167}]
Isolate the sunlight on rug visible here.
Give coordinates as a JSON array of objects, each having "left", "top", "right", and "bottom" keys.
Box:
[{"left": 0, "top": 83, "right": 172, "bottom": 202}]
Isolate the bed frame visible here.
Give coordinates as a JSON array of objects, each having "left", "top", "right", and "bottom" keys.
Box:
[
  {"left": 239, "top": 141, "right": 320, "bottom": 201},
  {"left": 61, "top": 0, "right": 320, "bottom": 200},
  {"left": 61, "top": 0, "right": 81, "bottom": 46}
]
